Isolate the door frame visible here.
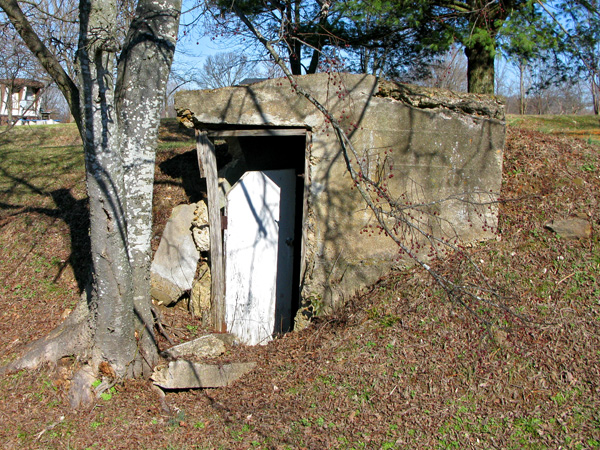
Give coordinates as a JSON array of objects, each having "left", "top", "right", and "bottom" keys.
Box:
[{"left": 196, "top": 127, "right": 310, "bottom": 335}]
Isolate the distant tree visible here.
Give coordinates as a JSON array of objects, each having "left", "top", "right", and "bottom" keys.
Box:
[
  {"left": 194, "top": 0, "right": 435, "bottom": 78},
  {"left": 524, "top": 64, "right": 588, "bottom": 114},
  {"left": 39, "top": 81, "right": 71, "bottom": 121},
  {"left": 417, "top": 45, "right": 467, "bottom": 92},
  {"left": 413, "top": 0, "right": 561, "bottom": 95},
  {"left": 497, "top": 54, "right": 590, "bottom": 115},
  {"left": 215, "top": 0, "right": 567, "bottom": 94},
  {"left": 195, "top": 0, "right": 336, "bottom": 75},
  {"left": 198, "top": 51, "right": 258, "bottom": 88},
  {"left": 494, "top": 56, "right": 515, "bottom": 100},
  {"left": 498, "top": 1, "right": 566, "bottom": 114},
  {"left": 2, "top": 0, "right": 138, "bottom": 85},
  {"left": 163, "top": 64, "right": 204, "bottom": 117},
  {"left": 498, "top": 0, "right": 598, "bottom": 114},
  {"left": 332, "top": 2, "right": 436, "bottom": 80},
  {"left": 0, "top": 0, "right": 79, "bottom": 80},
  {"left": 555, "top": 0, "right": 600, "bottom": 114}
]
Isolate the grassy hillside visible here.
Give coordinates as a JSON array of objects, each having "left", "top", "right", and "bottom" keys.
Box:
[
  {"left": 0, "top": 118, "right": 598, "bottom": 449},
  {"left": 507, "top": 114, "right": 600, "bottom": 145}
]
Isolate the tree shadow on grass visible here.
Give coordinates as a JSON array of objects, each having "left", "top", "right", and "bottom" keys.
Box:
[
  {"left": 49, "top": 188, "right": 91, "bottom": 292},
  {"left": 0, "top": 186, "right": 91, "bottom": 293},
  {"left": 157, "top": 143, "right": 235, "bottom": 203},
  {"left": 158, "top": 149, "right": 206, "bottom": 203}
]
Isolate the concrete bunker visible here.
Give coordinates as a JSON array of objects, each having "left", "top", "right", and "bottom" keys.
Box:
[{"left": 175, "top": 73, "right": 506, "bottom": 345}]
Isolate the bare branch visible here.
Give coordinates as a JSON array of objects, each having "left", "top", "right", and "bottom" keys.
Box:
[{"left": 0, "top": 0, "right": 81, "bottom": 133}]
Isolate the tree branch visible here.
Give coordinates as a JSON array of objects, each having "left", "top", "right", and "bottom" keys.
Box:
[
  {"left": 17, "top": 0, "right": 78, "bottom": 23},
  {"left": 0, "top": 0, "right": 82, "bottom": 133}
]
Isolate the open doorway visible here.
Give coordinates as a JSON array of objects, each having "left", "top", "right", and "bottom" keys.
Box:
[{"left": 209, "top": 130, "right": 308, "bottom": 345}]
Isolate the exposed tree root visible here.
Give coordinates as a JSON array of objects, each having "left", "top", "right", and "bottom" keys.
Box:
[
  {"left": 0, "top": 289, "right": 102, "bottom": 409},
  {"left": 67, "top": 364, "right": 97, "bottom": 409},
  {"left": 0, "top": 287, "right": 92, "bottom": 377},
  {"left": 0, "top": 286, "right": 166, "bottom": 408}
]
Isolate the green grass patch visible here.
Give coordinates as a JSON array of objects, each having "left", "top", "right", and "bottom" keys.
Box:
[{"left": 507, "top": 114, "right": 600, "bottom": 145}]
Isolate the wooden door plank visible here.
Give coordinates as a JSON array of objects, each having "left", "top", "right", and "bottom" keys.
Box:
[{"left": 196, "top": 130, "right": 226, "bottom": 332}]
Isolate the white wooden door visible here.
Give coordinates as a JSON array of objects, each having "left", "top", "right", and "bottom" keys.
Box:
[{"left": 224, "top": 170, "right": 296, "bottom": 345}]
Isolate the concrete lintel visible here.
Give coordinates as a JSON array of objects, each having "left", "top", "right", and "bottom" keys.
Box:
[{"left": 208, "top": 128, "right": 307, "bottom": 138}]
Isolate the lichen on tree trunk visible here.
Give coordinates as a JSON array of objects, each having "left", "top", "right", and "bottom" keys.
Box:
[
  {"left": 78, "top": 0, "right": 138, "bottom": 378},
  {"left": 79, "top": 0, "right": 181, "bottom": 379}
]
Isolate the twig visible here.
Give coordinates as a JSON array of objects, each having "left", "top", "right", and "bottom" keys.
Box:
[
  {"left": 557, "top": 272, "right": 575, "bottom": 285},
  {"left": 35, "top": 415, "right": 64, "bottom": 441},
  {"left": 151, "top": 305, "right": 175, "bottom": 345}
]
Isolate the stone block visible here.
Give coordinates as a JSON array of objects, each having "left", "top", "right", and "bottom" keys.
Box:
[
  {"left": 191, "top": 202, "right": 210, "bottom": 252},
  {"left": 162, "top": 334, "right": 225, "bottom": 359},
  {"left": 151, "top": 360, "right": 256, "bottom": 389},
  {"left": 151, "top": 203, "right": 200, "bottom": 305},
  {"left": 190, "top": 264, "right": 211, "bottom": 321},
  {"left": 545, "top": 218, "right": 592, "bottom": 239}
]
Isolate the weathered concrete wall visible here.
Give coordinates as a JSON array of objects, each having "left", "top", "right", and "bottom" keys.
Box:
[{"left": 175, "top": 73, "right": 505, "bottom": 310}]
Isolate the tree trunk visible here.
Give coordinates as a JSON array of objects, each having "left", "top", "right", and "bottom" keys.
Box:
[
  {"left": 0, "top": 0, "right": 180, "bottom": 385},
  {"left": 115, "top": 0, "right": 181, "bottom": 376},
  {"left": 465, "top": 41, "right": 495, "bottom": 95},
  {"left": 285, "top": 0, "right": 302, "bottom": 75},
  {"left": 519, "top": 59, "right": 526, "bottom": 115},
  {"left": 6, "top": 84, "right": 13, "bottom": 124},
  {"left": 307, "top": 49, "right": 319, "bottom": 74},
  {"left": 0, "top": 0, "right": 82, "bottom": 132},
  {"left": 592, "top": 76, "right": 599, "bottom": 115},
  {"left": 78, "top": 0, "right": 180, "bottom": 378},
  {"left": 305, "top": 1, "right": 328, "bottom": 74},
  {"left": 78, "top": 0, "right": 138, "bottom": 378}
]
